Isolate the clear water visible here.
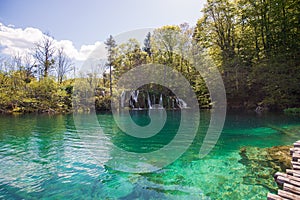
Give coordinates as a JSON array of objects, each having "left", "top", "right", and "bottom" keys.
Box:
[{"left": 0, "top": 111, "right": 299, "bottom": 200}]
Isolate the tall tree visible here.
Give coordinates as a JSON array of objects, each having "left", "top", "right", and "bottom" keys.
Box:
[
  {"left": 104, "top": 35, "right": 117, "bottom": 96},
  {"left": 194, "top": 0, "right": 300, "bottom": 109},
  {"left": 143, "top": 32, "right": 152, "bottom": 58},
  {"left": 33, "top": 34, "right": 56, "bottom": 78},
  {"left": 194, "top": 0, "right": 252, "bottom": 104},
  {"left": 22, "top": 54, "right": 36, "bottom": 83},
  {"left": 56, "top": 47, "right": 73, "bottom": 84},
  {"left": 112, "top": 38, "right": 148, "bottom": 90},
  {"left": 152, "top": 25, "right": 181, "bottom": 67}
]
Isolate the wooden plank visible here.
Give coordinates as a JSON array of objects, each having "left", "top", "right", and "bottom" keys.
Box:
[
  {"left": 277, "top": 176, "right": 300, "bottom": 187},
  {"left": 291, "top": 148, "right": 294, "bottom": 155},
  {"left": 286, "top": 169, "right": 300, "bottom": 178},
  {"left": 294, "top": 165, "right": 300, "bottom": 170},
  {"left": 293, "top": 153, "right": 300, "bottom": 161},
  {"left": 286, "top": 169, "right": 300, "bottom": 175},
  {"left": 294, "top": 142, "right": 300, "bottom": 148},
  {"left": 290, "top": 148, "right": 300, "bottom": 155},
  {"left": 291, "top": 148, "right": 300, "bottom": 151},
  {"left": 275, "top": 172, "right": 300, "bottom": 183},
  {"left": 292, "top": 161, "right": 300, "bottom": 166},
  {"left": 267, "top": 192, "right": 288, "bottom": 200},
  {"left": 284, "top": 183, "right": 300, "bottom": 195},
  {"left": 293, "top": 152, "right": 300, "bottom": 157},
  {"left": 295, "top": 174, "right": 300, "bottom": 178},
  {"left": 278, "top": 189, "right": 300, "bottom": 199},
  {"left": 295, "top": 148, "right": 300, "bottom": 152}
]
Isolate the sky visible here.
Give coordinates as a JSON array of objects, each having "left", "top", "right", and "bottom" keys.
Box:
[{"left": 0, "top": 0, "right": 205, "bottom": 62}]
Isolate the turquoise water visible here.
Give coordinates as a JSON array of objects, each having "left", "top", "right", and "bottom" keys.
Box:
[{"left": 0, "top": 111, "right": 300, "bottom": 199}]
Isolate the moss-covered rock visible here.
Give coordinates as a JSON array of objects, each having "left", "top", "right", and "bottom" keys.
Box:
[{"left": 239, "top": 145, "right": 292, "bottom": 192}]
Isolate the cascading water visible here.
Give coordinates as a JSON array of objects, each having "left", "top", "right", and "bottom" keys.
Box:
[
  {"left": 130, "top": 90, "right": 139, "bottom": 108},
  {"left": 159, "top": 94, "right": 163, "bottom": 109},
  {"left": 129, "top": 99, "right": 133, "bottom": 108},
  {"left": 172, "top": 98, "right": 175, "bottom": 109},
  {"left": 132, "top": 90, "right": 139, "bottom": 103},
  {"left": 121, "top": 90, "right": 188, "bottom": 110},
  {"left": 120, "top": 91, "right": 126, "bottom": 108},
  {"left": 177, "top": 98, "right": 188, "bottom": 109},
  {"left": 147, "top": 92, "right": 152, "bottom": 109}
]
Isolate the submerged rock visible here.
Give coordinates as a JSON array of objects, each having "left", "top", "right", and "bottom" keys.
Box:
[{"left": 239, "top": 145, "right": 292, "bottom": 192}]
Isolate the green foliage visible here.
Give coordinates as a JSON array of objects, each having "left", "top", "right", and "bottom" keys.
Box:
[
  {"left": 1, "top": 0, "right": 299, "bottom": 112},
  {"left": 284, "top": 108, "right": 300, "bottom": 115},
  {"left": 95, "top": 95, "right": 111, "bottom": 111},
  {"left": 105, "top": 24, "right": 212, "bottom": 109},
  {"left": 105, "top": 35, "right": 117, "bottom": 97},
  {"left": 0, "top": 70, "right": 71, "bottom": 113},
  {"left": 143, "top": 32, "right": 152, "bottom": 57},
  {"left": 194, "top": 0, "right": 300, "bottom": 110}
]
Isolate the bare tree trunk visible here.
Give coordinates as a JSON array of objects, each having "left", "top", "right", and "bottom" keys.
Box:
[{"left": 109, "top": 65, "right": 112, "bottom": 96}]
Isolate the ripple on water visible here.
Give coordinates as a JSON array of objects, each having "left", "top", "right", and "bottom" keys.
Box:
[{"left": 0, "top": 113, "right": 300, "bottom": 199}]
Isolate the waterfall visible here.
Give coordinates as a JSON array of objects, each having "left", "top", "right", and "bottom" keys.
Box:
[
  {"left": 153, "top": 95, "right": 156, "bottom": 105},
  {"left": 130, "top": 90, "right": 139, "bottom": 109},
  {"left": 172, "top": 98, "right": 175, "bottom": 109},
  {"left": 120, "top": 91, "right": 126, "bottom": 108},
  {"left": 177, "top": 98, "right": 187, "bottom": 109},
  {"left": 129, "top": 98, "right": 134, "bottom": 108},
  {"left": 147, "top": 92, "right": 152, "bottom": 109},
  {"left": 159, "top": 94, "right": 163, "bottom": 108},
  {"left": 132, "top": 90, "right": 139, "bottom": 103}
]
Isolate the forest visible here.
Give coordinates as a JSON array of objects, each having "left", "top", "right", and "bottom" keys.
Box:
[{"left": 0, "top": 0, "right": 299, "bottom": 113}]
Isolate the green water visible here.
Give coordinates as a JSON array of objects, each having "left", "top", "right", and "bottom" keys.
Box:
[{"left": 0, "top": 111, "right": 299, "bottom": 199}]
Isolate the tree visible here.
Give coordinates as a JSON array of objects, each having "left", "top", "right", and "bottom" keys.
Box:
[
  {"left": 56, "top": 47, "right": 73, "bottom": 84},
  {"left": 12, "top": 53, "right": 23, "bottom": 71},
  {"left": 178, "top": 23, "right": 194, "bottom": 74},
  {"left": 104, "top": 35, "right": 117, "bottom": 96},
  {"left": 143, "top": 32, "right": 152, "bottom": 57},
  {"left": 113, "top": 38, "right": 147, "bottom": 80},
  {"left": 22, "top": 54, "right": 36, "bottom": 83},
  {"left": 152, "top": 25, "right": 181, "bottom": 67},
  {"left": 193, "top": 0, "right": 300, "bottom": 109},
  {"left": 33, "top": 34, "right": 56, "bottom": 78},
  {"left": 194, "top": 0, "right": 252, "bottom": 104}
]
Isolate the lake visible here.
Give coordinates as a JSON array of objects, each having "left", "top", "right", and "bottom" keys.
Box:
[{"left": 0, "top": 111, "right": 299, "bottom": 199}]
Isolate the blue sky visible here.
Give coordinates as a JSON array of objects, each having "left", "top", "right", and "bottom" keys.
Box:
[{"left": 0, "top": 0, "right": 205, "bottom": 48}]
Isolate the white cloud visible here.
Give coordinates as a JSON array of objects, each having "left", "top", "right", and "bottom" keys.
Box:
[{"left": 0, "top": 22, "right": 107, "bottom": 62}]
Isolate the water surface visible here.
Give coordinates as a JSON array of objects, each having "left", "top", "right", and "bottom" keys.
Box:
[{"left": 0, "top": 111, "right": 299, "bottom": 199}]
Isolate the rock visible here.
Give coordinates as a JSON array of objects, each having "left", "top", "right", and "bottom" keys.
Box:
[
  {"left": 239, "top": 145, "right": 292, "bottom": 192},
  {"left": 266, "top": 146, "right": 292, "bottom": 171}
]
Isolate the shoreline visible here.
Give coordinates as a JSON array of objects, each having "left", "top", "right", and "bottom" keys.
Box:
[{"left": 0, "top": 107, "right": 294, "bottom": 116}]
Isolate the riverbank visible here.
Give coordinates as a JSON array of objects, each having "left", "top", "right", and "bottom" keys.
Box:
[{"left": 2, "top": 105, "right": 299, "bottom": 116}]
